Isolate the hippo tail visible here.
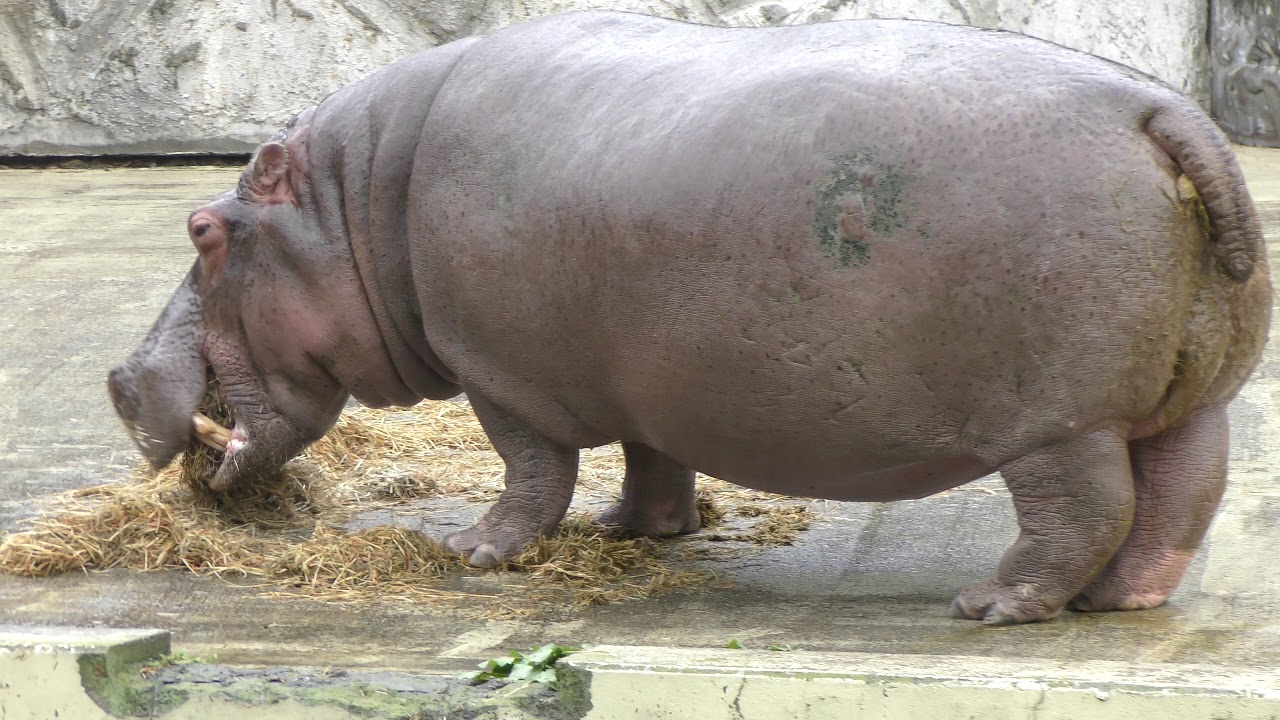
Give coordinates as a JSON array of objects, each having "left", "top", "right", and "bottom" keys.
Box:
[{"left": 1145, "top": 104, "right": 1264, "bottom": 282}]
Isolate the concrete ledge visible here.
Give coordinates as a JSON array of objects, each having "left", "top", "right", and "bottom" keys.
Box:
[
  {"left": 561, "top": 645, "right": 1280, "bottom": 720},
  {"left": 0, "top": 626, "right": 171, "bottom": 720},
  {"left": 0, "top": 625, "right": 553, "bottom": 719},
  {"left": 0, "top": 625, "right": 172, "bottom": 664}
]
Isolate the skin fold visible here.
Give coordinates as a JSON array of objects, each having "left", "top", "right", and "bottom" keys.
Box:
[{"left": 109, "top": 11, "right": 1271, "bottom": 624}]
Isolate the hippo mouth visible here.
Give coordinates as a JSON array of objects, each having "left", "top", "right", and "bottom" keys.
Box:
[
  {"left": 188, "top": 370, "right": 250, "bottom": 462},
  {"left": 178, "top": 362, "right": 315, "bottom": 491}
]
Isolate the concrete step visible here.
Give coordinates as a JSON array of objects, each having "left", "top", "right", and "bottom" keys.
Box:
[
  {"left": 7, "top": 627, "right": 1278, "bottom": 720},
  {"left": 561, "top": 645, "right": 1280, "bottom": 720}
]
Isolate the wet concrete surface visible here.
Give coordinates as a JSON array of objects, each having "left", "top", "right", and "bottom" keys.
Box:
[{"left": 2, "top": 152, "right": 1280, "bottom": 674}]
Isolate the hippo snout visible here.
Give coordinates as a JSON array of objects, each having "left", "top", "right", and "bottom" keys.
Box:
[
  {"left": 107, "top": 269, "right": 213, "bottom": 470},
  {"left": 107, "top": 361, "right": 189, "bottom": 469}
]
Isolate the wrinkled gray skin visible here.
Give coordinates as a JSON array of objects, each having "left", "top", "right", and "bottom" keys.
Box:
[{"left": 110, "top": 11, "right": 1272, "bottom": 624}]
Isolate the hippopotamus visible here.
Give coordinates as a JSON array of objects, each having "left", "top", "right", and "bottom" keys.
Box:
[{"left": 108, "top": 11, "right": 1271, "bottom": 624}]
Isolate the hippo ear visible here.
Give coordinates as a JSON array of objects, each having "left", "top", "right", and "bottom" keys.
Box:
[{"left": 248, "top": 142, "right": 294, "bottom": 205}]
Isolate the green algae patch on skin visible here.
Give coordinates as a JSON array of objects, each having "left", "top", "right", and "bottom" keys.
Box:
[{"left": 814, "top": 150, "right": 911, "bottom": 269}]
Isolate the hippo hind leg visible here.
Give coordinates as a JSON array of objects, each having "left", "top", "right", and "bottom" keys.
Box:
[
  {"left": 1070, "top": 405, "right": 1229, "bottom": 612},
  {"left": 444, "top": 394, "right": 578, "bottom": 568},
  {"left": 594, "top": 442, "right": 701, "bottom": 536},
  {"left": 952, "top": 427, "right": 1135, "bottom": 625}
]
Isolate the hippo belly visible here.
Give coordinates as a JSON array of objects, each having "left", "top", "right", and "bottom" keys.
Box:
[{"left": 695, "top": 451, "right": 994, "bottom": 502}]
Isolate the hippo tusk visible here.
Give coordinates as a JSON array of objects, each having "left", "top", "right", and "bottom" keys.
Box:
[{"left": 192, "top": 412, "right": 231, "bottom": 452}]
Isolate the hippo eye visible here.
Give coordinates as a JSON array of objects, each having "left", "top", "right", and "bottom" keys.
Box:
[{"left": 190, "top": 217, "right": 225, "bottom": 259}]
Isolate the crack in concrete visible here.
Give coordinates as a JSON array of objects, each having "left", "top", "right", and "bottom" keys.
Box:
[
  {"left": 338, "top": 0, "right": 383, "bottom": 35},
  {"left": 282, "top": 0, "right": 315, "bottom": 22},
  {"left": 728, "top": 678, "right": 747, "bottom": 720}
]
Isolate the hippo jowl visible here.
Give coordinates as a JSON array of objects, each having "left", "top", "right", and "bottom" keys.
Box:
[{"left": 109, "top": 11, "right": 1271, "bottom": 624}]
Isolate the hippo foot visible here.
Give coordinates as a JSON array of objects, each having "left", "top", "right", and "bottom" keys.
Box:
[
  {"left": 950, "top": 579, "right": 1061, "bottom": 626},
  {"left": 1069, "top": 591, "right": 1167, "bottom": 613},
  {"left": 444, "top": 522, "right": 542, "bottom": 568},
  {"left": 594, "top": 498, "right": 701, "bottom": 537},
  {"left": 1068, "top": 582, "right": 1171, "bottom": 612}
]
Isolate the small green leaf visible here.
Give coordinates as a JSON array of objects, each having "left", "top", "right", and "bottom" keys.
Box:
[
  {"left": 725, "top": 639, "right": 743, "bottom": 649},
  {"left": 768, "top": 644, "right": 793, "bottom": 652},
  {"left": 471, "top": 643, "right": 579, "bottom": 687},
  {"left": 525, "top": 644, "right": 557, "bottom": 666}
]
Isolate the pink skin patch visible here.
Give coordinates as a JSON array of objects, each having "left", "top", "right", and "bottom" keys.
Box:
[
  {"left": 1125, "top": 549, "right": 1197, "bottom": 600},
  {"left": 1112, "top": 592, "right": 1175, "bottom": 611},
  {"left": 226, "top": 428, "right": 248, "bottom": 455},
  {"left": 1088, "top": 549, "right": 1198, "bottom": 610}
]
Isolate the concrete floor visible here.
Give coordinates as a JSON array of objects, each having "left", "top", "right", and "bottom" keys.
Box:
[{"left": 1, "top": 151, "right": 1279, "bottom": 676}]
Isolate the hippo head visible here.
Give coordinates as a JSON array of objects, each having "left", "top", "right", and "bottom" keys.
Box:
[{"left": 108, "top": 124, "right": 354, "bottom": 490}]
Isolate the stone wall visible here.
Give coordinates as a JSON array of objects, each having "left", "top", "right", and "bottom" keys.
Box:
[
  {"left": 0, "top": 0, "right": 1209, "bottom": 156},
  {"left": 1211, "top": 0, "right": 1280, "bottom": 147}
]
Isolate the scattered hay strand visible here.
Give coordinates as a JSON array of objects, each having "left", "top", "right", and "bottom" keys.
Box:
[
  {"left": 0, "top": 475, "right": 276, "bottom": 578},
  {"left": 514, "top": 515, "right": 713, "bottom": 607},
  {"left": 270, "top": 525, "right": 468, "bottom": 604},
  {"left": 703, "top": 504, "right": 812, "bottom": 546},
  {"left": 695, "top": 489, "right": 726, "bottom": 529},
  {"left": 0, "top": 399, "right": 812, "bottom": 615}
]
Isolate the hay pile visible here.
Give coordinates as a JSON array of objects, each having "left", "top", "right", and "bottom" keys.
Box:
[{"left": 0, "top": 400, "right": 812, "bottom": 615}]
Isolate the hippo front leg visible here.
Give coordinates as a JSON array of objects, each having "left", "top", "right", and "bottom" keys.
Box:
[
  {"left": 444, "top": 395, "right": 579, "bottom": 567},
  {"left": 951, "top": 428, "right": 1136, "bottom": 625}
]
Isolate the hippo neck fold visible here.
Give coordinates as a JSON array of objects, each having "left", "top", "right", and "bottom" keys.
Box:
[{"left": 304, "top": 50, "right": 471, "bottom": 404}]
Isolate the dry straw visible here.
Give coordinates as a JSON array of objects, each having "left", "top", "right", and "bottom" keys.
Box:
[{"left": 0, "top": 394, "right": 812, "bottom": 615}]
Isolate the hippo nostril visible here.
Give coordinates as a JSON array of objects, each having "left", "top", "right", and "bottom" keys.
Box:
[
  {"left": 193, "top": 223, "right": 210, "bottom": 238},
  {"left": 107, "top": 367, "right": 124, "bottom": 403},
  {"left": 107, "top": 365, "right": 139, "bottom": 421}
]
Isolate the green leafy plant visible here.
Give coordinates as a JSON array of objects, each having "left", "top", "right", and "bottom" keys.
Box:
[
  {"left": 724, "top": 639, "right": 743, "bottom": 649},
  {"left": 464, "top": 644, "right": 579, "bottom": 688}
]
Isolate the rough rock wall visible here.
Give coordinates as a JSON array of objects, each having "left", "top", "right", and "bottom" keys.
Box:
[
  {"left": 0, "top": 0, "right": 1209, "bottom": 156},
  {"left": 1211, "top": 0, "right": 1280, "bottom": 147}
]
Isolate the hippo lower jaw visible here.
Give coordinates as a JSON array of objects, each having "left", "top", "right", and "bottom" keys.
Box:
[
  {"left": 196, "top": 373, "right": 329, "bottom": 492},
  {"left": 194, "top": 415, "right": 291, "bottom": 491},
  {"left": 197, "top": 400, "right": 293, "bottom": 491},
  {"left": 204, "top": 424, "right": 255, "bottom": 492}
]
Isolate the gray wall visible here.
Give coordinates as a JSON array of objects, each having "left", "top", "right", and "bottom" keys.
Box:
[
  {"left": 1212, "top": 0, "right": 1280, "bottom": 147},
  {"left": 1, "top": 0, "right": 1210, "bottom": 156}
]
